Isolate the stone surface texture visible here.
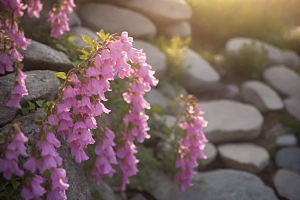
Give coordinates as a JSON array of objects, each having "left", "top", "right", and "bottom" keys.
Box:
[
  {"left": 69, "top": 26, "right": 99, "bottom": 48},
  {"left": 182, "top": 49, "right": 220, "bottom": 93},
  {"left": 218, "top": 143, "right": 270, "bottom": 173},
  {"left": 0, "top": 70, "right": 60, "bottom": 127},
  {"left": 89, "top": 181, "right": 115, "bottom": 200},
  {"left": 282, "top": 49, "right": 300, "bottom": 69},
  {"left": 19, "top": 40, "right": 73, "bottom": 72},
  {"left": 241, "top": 80, "right": 284, "bottom": 112},
  {"left": 68, "top": 11, "right": 82, "bottom": 27},
  {"left": 79, "top": 3, "right": 156, "bottom": 39},
  {"left": 145, "top": 88, "right": 168, "bottom": 112},
  {"left": 284, "top": 96, "right": 300, "bottom": 121},
  {"left": 262, "top": 65, "right": 300, "bottom": 97},
  {"left": 275, "top": 147, "right": 300, "bottom": 173},
  {"left": 203, "top": 142, "right": 217, "bottom": 165},
  {"left": 133, "top": 40, "right": 167, "bottom": 80},
  {"left": 276, "top": 134, "right": 298, "bottom": 146},
  {"left": 169, "top": 169, "right": 279, "bottom": 200},
  {"left": 274, "top": 169, "right": 300, "bottom": 200},
  {"left": 162, "top": 21, "right": 191, "bottom": 38},
  {"left": 199, "top": 100, "right": 264, "bottom": 144}
]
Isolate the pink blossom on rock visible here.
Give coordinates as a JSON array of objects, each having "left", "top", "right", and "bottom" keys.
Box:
[{"left": 21, "top": 175, "right": 46, "bottom": 200}]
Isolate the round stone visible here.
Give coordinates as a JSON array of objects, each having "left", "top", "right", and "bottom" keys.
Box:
[
  {"left": 276, "top": 134, "right": 298, "bottom": 146},
  {"left": 275, "top": 147, "right": 300, "bottom": 173},
  {"left": 274, "top": 169, "right": 300, "bottom": 200},
  {"left": 203, "top": 142, "right": 217, "bottom": 165}
]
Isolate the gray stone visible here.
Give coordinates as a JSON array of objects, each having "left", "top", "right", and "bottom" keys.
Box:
[
  {"left": 241, "top": 80, "right": 284, "bottom": 112},
  {"left": 169, "top": 169, "right": 279, "bottom": 200},
  {"left": 274, "top": 169, "right": 300, "bottom": 200},
  {"left": 133, "top": 40, "right": 166, "bottom": 80},
  {"left": 203, "top": 142, "right": 217, "bottom": 165},
  {"left": 282, "top": 49, "right": 300, "bottom": 69},
  {"left": 276, "top": 134, "right": 298, "bottom": 146},
  {"left": 79, "top": 3, "right": 156, "bottom": 39},
  {"left": 262, "top": 65, "right": 300, "bottom": 97},
  {"left": 68, "top": 11, "right": 82, "bottom": 27},
  {"left": 69, "top": 26, "right": 99, "bottom": 49},
  {"left": 226, "top": 38, "right": 284, "bottom": 66},
  {"left": 115, "top": 0, "right": 192, "bottom": 24},
  {"left": 199, "top": 100, "right": 264, "bottom": 144},
  {"left": 89, "top": 181, "right": 115, "bottom": 200},
  {"left": 162, "top": 21, "right": 191, "bottom": 38},
  {"left": 218, "top": 143, "right": 270, "bottom": 174},
  {"left": 182, "top": 49, "right": 220, "bottom": 93},
  {"left": 131, "top": 194, "right": 147, "bottom": 200},
  {"left": 145, "top": 89, "right": 168, "bottom": 112},
  {"left": 275, "top": 147, "right": 300, "bottom": 173},
  {"left": 19, "top": 40, "right": 73, "bottom": 72},
  {"left": 284, "top": 96, "right": 300, "bottom": 121},
  {"left": 0, "top": 70, "right": 60, "bottom": 127},
  {"left": 159, "top": 82, "right": 177, "bottom": 98}
]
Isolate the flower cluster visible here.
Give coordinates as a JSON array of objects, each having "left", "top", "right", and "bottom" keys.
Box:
[
  {"left": 27, "top": 0, "right": 43, "bottom": 18},
  {"left": 175, "top": 98, "right": 208, "bottom": 192},
  {"left": 21, "top": 175, "right": 46, "bottom": 200},
  {"left": 48, "top": 0, "right": 75, "bottom": 38},
  {"left": 0, "top": 124, "right": 28, "bottom": 180}
]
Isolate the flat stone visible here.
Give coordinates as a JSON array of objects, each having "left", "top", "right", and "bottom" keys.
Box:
[
  {"left": 115, "top": 0, "right": 192, "bottom": 24},
  {"left": 89, "top": 181, "right": 115, "bottom": 200},
  {"left": 68, "top": 26, "right": 99, "bottom": 49},
  {"left": 169, "top": 169, "right": 278, "bottom": 200},
  {"left": 19, "top": 40, "right": 73, "bottom": 72},
  {"left": 159, "top": 82, "right": 177, "bottom": 98},
  {"left": 133, "top": 40, "right": 166, "bottom": 80},
  {"left": 274, "top": 169, "right": 300, "bottom": 200},
  {"left": 182, "top": 49, "right": 220, "bottom": 93},
  {"left": 145, "top": 88, "right": 168, "bottom": 112},
  {"left": 241, "top": 80, "right": 284, "bottom": 112},
  {"left": 203, "top": 142, "right": 217, "bottom": 165},
  {"left": 68, "top": 11, "right": 82, "bottom": 27},
  {"left": 79, "top": 3, "right": 156, "bottom": 39},
  {"left": 131, "top": 194, "right": 147, "bottom": 200},
  {"left": 226, "top": 38, "right": 284, "bottom": 66},
  {"left": 276, "top": 134, "right": 298, "bottom": 146},
  {"left": 284, "top": 96, "right": 300, "bottom": 121},
  {"left": 218, "top": 143, "right": 270, "bottom": 173},
  {"left": 0, "top": 70, "right": 60, "bottom": 127},
  {"left": 275, "top": 147, "right": 300, "bottom": 173},
  {"left": 282, "top": 49, "right": 300, "bottom": 70},
  {"left": 162, "top": 21, "right": 191, "bottom": 38},
  {"left": 199, "top": 100, "right": 264, "bottom": 144},
  {"left": 262, "top": 65, "right": 300, "bottom": 97}
]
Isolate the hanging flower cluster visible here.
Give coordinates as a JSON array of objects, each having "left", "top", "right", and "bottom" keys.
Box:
[{"left": 175, "top": 96, "right": 208, "bottom": 192}]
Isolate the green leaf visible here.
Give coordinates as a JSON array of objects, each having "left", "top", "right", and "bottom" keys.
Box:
[
  {"left": 0, "top": 134, "right": 5, "bottom": 143},
  {"left": 103, "top": 33, "right": 110, "bottom": 41},
  {"left": 21, "top": 108, "right": 29, "bottom": 115},
  {"left": 53, "top": 72, "right": 66, "bottom": 80},
  {"left": 35, "top": 121, "right": 42, "bottom": 126},
  {"left": 28, "top": 101, "right": 35, "bottom": 110},
  {"left": 43, "top": 169, "right": 51, "bottom": 176},
  {"left": 12, "top": 180, "right": 20, "bottom": 190},
  {"left": 36, "top": 100, "right": 44, "bottom": 108},
  {"left": 78, "top": 49, "right": 89, "bottom": 55},
  {"left": 98, "top": 29, "right": 105, "bottom": 41},
  {"left": 79, "top": 54, "right": 89, "bottom": 60},
  {"left": 0, "top": 192, "right": 7, "bottom": 198},
  {"left": 81, "top": 35, "right": 93, "bottom": 47}
]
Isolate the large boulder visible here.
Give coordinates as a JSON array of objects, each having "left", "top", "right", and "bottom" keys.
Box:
[
  {"left": 282, "top": 49, "right": 300, "bottom": 70},
  {"left": 133, "top": 40, "right": 167, "bottom": 80},
  {"left": 218, "top": 143, "right": 270, "bottom": 174},
  {"left": 203, "top": 142, "right": 217, "bottom": 165},
  {"left": 275, "top": 147, "right": 300, "bottom": 173},
  {"left": 199, "top": 100, "right": 264, "bottom": 144},
  {"left": 68, "top": 27, "right": 99, "bottom": 49},
  {"left": 284, "top": 96, "right": 300, "bottom": 121},
  {"left": 145, "top": 88, "right": 168, "bottom": 112},
  {"left": 0, "top": 70, "right": 60, "bottom": 127},
  {"left": 182, "top": 49, "right": 220, "bottom": 93},
  {"left": 68, "top": 11, "right": 82, "bottom": 27},
  {"left": 262, "top": 65, "right": 300, "bottom": 97},
  {"left": 274, "top": 169, "right": 300, "bottom": 200},
  {"left": 19, "top": 40, "right": 73, "bottom": 72},
  {"left": 241, "top": 80, "right": 284, "bottom": 112},
  {"left": 162, "top": 21, "right": 191, "bottom": 38},
  {"left": 169, "top": 169, "right": 279, "bottom": 200},
  {"left": 78, "top": 3, "right": 156, "bottom": 39},
  {"left": 113, "top": 0, "right": 192, "bottom": 24}
]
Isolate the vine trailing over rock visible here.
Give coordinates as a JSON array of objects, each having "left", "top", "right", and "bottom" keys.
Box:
[{"left": 0, "top": 0, "right": 208, "bottom": 199}]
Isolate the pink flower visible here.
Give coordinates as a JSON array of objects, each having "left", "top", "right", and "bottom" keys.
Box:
[
  {"left": 27, "top": 0, "right": 43, "bottom": 18},
  {"left": 21, "top": 175, "right": 46, "bottom": 200}
]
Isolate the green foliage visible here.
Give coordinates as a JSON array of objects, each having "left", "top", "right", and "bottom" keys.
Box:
[
  {"left": 97, "top": 29, "right": 110, "bottom": 42},
  {"left": 0, "top": 177, "right": 22, "bottom": 199},
  {"left": 154, "top": 36, "right": 191, "bottom": 83},
  {"left": 278, "top": 112, "right": 300, "bottom": 139},
  {"left": 224, "top": 42, "right": 268, "bottom": 79}
]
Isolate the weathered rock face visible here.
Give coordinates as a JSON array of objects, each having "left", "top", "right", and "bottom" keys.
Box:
[
  {"left": 19, "top": 40, "right": 73, "bottom": 72},
  {"left": 68, "top": 11, "right": 82, "bottom": 27},
  {"left": 162, "top": 21, "right": 191, "bottom": 38},
  {"left": 0, "top": 70, "right": 60, "bottom": 127},
  {"left": 199, "top": 100, "right": 264, "bottom": 144},
  {"left": 225, "top": 37, "right": 300, "bottom": 68},
  {"left": 241, "top": 80, "right": 284, "bottom": 112},
  {"left": 262, "top": 65, "right": 300, "bottom": 97},
  {"left": 145, "top": 88, "right": 168, "bottom": 112},
  {"left": 114, "top": 0, "right": 192, "bottom": 24},
  {"left": 284, "top": 96, "right": 300, "bottom": 121},
  {"left": 68, "top": 26, "right": 99, "bottom": 49},
  {"left": 0, "top": 110, "right": 92, "bottom": 200},
  {"left": 133, "top": 40, "right": 167, "bottom": 80},
  {"left": 218, "top": 143, "right": 270, "bottom": 173},
  {"left": 169, "top": 169, "right": 279, "bottom": 200},
  {"left": 276, "top": 134, "right": 298, "bottom": 147},
  {"left": 203, "top": 142, "right": 217, "bottom": 165},
  {"left": 275, "top": 147, "right": 300, "bottom": 173},
  {"left": 274, "top": 169, "right": 300, "bottom": 200},
  {"left": 78, "top": 3, "right": 156, "bottom": 39},
  {"left": 89, "top": 181, "right": 115, "bottom": 200},
  {"left": 182, "top": 49, "right": 220, "bottom": 93}
]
